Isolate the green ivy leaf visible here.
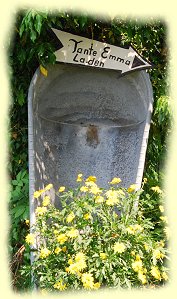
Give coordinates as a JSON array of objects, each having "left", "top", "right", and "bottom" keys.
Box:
[
  {"left": 17, "top": 89, "right": 25, "bottom": 106},
  {"left": 34, "top": 14, "right": 43, "bottom": 34},
  {"left": 30, "top": 28, "right": 37, "bottom": 42}
]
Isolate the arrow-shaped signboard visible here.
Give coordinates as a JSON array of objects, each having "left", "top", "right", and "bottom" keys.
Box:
[{"left": 51, "top": 28, "right": 153, "bottom": 75}]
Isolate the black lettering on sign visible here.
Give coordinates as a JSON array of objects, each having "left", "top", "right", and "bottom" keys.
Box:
[
  {"left": 88, "top": 43, "right": 94, "bottom": 55},
  {"left": 109, "top": 54, "right": 116, "bottom": 60},
  {"left": 73, "top": 54, "right": 104, "bottom": 68},
  {"left": 99, "top": 61, "right": 104, "bottom": 67},
  {"left": 101, "top": 46, "right": 110, "bottom": 59},
  {"left": 83, "top": 49, "right": 89, "bottom": 55},
  {"left": 80, "top": 57, "right": 85, "bottom": 63},
  {"left": 73, "top": 54, "right": 79, "bottom": 62},
  {"left": 88, "top": 58, "right": 95, "bottom": 65},
  {"left": 125, "top": 60, "right": 130, "bottom": 65},
  {"left": 117, "top": 57, "right": 124, "bottom": 63},
  {"left": 69, "top": 39, "right": 83, "bottom": 53},
  {"left": 94, "top": 60, "right": 99, "bottom": 66},
  {"left": 77, "top": 48, "right": 83, "bottom": 54}
]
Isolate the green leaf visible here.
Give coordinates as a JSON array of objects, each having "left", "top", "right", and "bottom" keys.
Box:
[
  {"left": 79, "top": 16, "right": 88, "bottom": 28},
  {"left": 34, "top": 14, "right": 43, "bottom": 34},
  {"left": 30, "top": 28, "right": 37, "bottom": 42},
  {"left": 12, "top": 180, "right": 18, "bottom": 186},
  {"left": 17, "top": 89, "right": 25, "bottom": 106},
  {"left": 22, "top": 207, "right": 30, "bottom": 219},
  {"left": 19, "top": 22, "right": 25, "bottom": 37},
  {"left": 14, "top": 205, "right": 26, "bottom": 218}
]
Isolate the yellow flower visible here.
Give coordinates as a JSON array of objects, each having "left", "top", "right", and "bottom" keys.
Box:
[
  {"left": 53, "top": 280, "right": 67, "bottom": 291},
  {"left": 109, "top": 177, "right": 122, "bottom": 184},
  {"left": 150, "top": 266, "right": 161, "bottom": 280},
  {"left": 57, "top": 233, "right": 68, "bottom": 244},
  {"left": 113, "top": 242, "right": 126, "bottom": 253},
  {"left": 84, "top": 213, "right": 91, "bottom": 220},
  {"left": 62, "top": 246, "right": 67, "bottom": 252},
  {"left": 25, "top": 219, "right": 30, "bottom": 225},
  {"left": 39, "top": 248, "right": 51, "bottom": 259},
  {"left": 126, "top": 224, "right": 143, "bottom": 235},
  {"left": 127, "top": 184, "right": 137, "bottom": 193},
  {"left": 75, "top": 260, "right": 87, "bottom": 271},
  {"left": 33, "top": 189, "right": 45, "bottom": 198},
  {"left": 86, "top": 176, "right": 97, "bottom": 183},
  {"left": 106, "top": 197, "right": 118, "bottom": 206},
  {"left": 153, "top": 249, "right": 165, "bottom": 260},
  {"left": 144, "top": 243, "right": 149, "bottom": 251},
  {"left": 59, "top": 186, "right": 65, "bottom": 192},
  {"left": 68, "top": 263, "right": 80, "bottom": 274},
  {"left": 69, "top": 252, "right": 87, "bottom": 272},
  {"left": 75, "top": 252, "right": 86, "bottom": 262},
  {"left": 151, "top": 186, "right": 163, "bottom": 194},
  {"left": 66, "top": 212, "right": 75, "bottom": 223},
  {"left": 105, "top": 189, "right": 117, "bottom": 198},
  {"left": 126, "top": 226, "right": 135, "bottom": 234},
  {"left": 67, "top": 228, "right": 79, "bottom": 238},
  {"left": 76, "top": 173, "right": 83, "bottom": 182},
  {"left": 105, "top": 190, "right": 120, "bottom": 205},
  {"left": 135, "top": 254, "right": 141, "bottom": 261},
  {"left": 162, "top": 271, "right": 168, "bottom": 281},
  {"left": 42, "top": 196, "right": 50, "bottom": 206},
  {"left": 68, "top": 258, "right": 73, "bottom": 265},
  {"left": 85, "top": 181, "right": 97, "bottom": 187},
  {"left": 143, "top": 267, "right": 147, "bottom": 274},
  {"left": 44, "top": 183, "right": 53, "bottom": 191},
  {"left": 132, "top": 260, "right": 143, "bottom": 272},
  {"left": 54, "top": 229, "right": 59, "bottom": 234},
  {"left": 160, "top": 216, "right": 168, "bottom": 224},
  {"left": 54, "top": 247, "right": 62, "bottom": 254},
  {"left": 100, "top": 252, "right": 107, "bottom": 260},
  {"left": 81, "top": 273, "right": 94, "bottom": 289},
  {"left": 80, "top": 186, "right": 89, "bottom": 193},
  {"left": 89, "top": 185, "right": 102, "bottom": 195},
  {"left": 65, "top": 267, "right": 69, "bottom": 272},
  {"left": 94, "top": 282, "right": 101, "bottom": 289},
  {"left": 35, "top": 206, "right": 47, "bottom": 216},
  {"left": 158, "top": 240, "right": 165, "bottom": 247},
  {"left": 143, "top": 177, "right": 147, "bottom": 183},
  {"left": 131, "top": 251, "right": 136, "bottom": 256},
  {"left": 84, "top": 181, "right": 102, "bottom": 195},
  {"left": 25, "top": 233, "right": 35, "bottom": 245},
  {"left": 95, "top": 195, "right": 104, "bottom": 203},
  {"left": 138, "top": 271, "right": 147, "bottom": 284},
  {"left": 159, "top": 205, "right": 164, "bottom": 213}
]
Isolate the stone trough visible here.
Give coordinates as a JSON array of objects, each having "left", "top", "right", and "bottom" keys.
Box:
[{"left": 28, "top": 64, "right": 153, "bottom": 221}]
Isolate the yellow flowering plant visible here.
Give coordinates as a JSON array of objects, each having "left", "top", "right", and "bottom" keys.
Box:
[{"left": 25, "top": 175, "right": 170, "bottom": 292}]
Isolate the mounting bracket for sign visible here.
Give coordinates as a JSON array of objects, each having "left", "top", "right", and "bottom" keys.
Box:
[{"left": 51, "top": 28, "right": 153, "bottom": 75}]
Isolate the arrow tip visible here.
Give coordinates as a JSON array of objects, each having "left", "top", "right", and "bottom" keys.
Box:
[
  {"left": 128, "top": 45, "right": 153, "bottom": 71},
  {"left": 132, "top": 55, "right": 146, "bottom": 68}
]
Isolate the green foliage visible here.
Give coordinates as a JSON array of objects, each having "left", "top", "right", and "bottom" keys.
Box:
[
  {"left": 9, "top": 170, "right": 29, "bottom": 253},
  {"left": 9, "top": 169, "right": 30, "bottom": 290},
  {"left": 9, "top": 9, "right": 171, "bottom": 291}
]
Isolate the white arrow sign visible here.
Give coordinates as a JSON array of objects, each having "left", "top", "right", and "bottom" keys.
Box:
[{"left": 51, "top": 28, "right": 153, "bottom": 74}]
